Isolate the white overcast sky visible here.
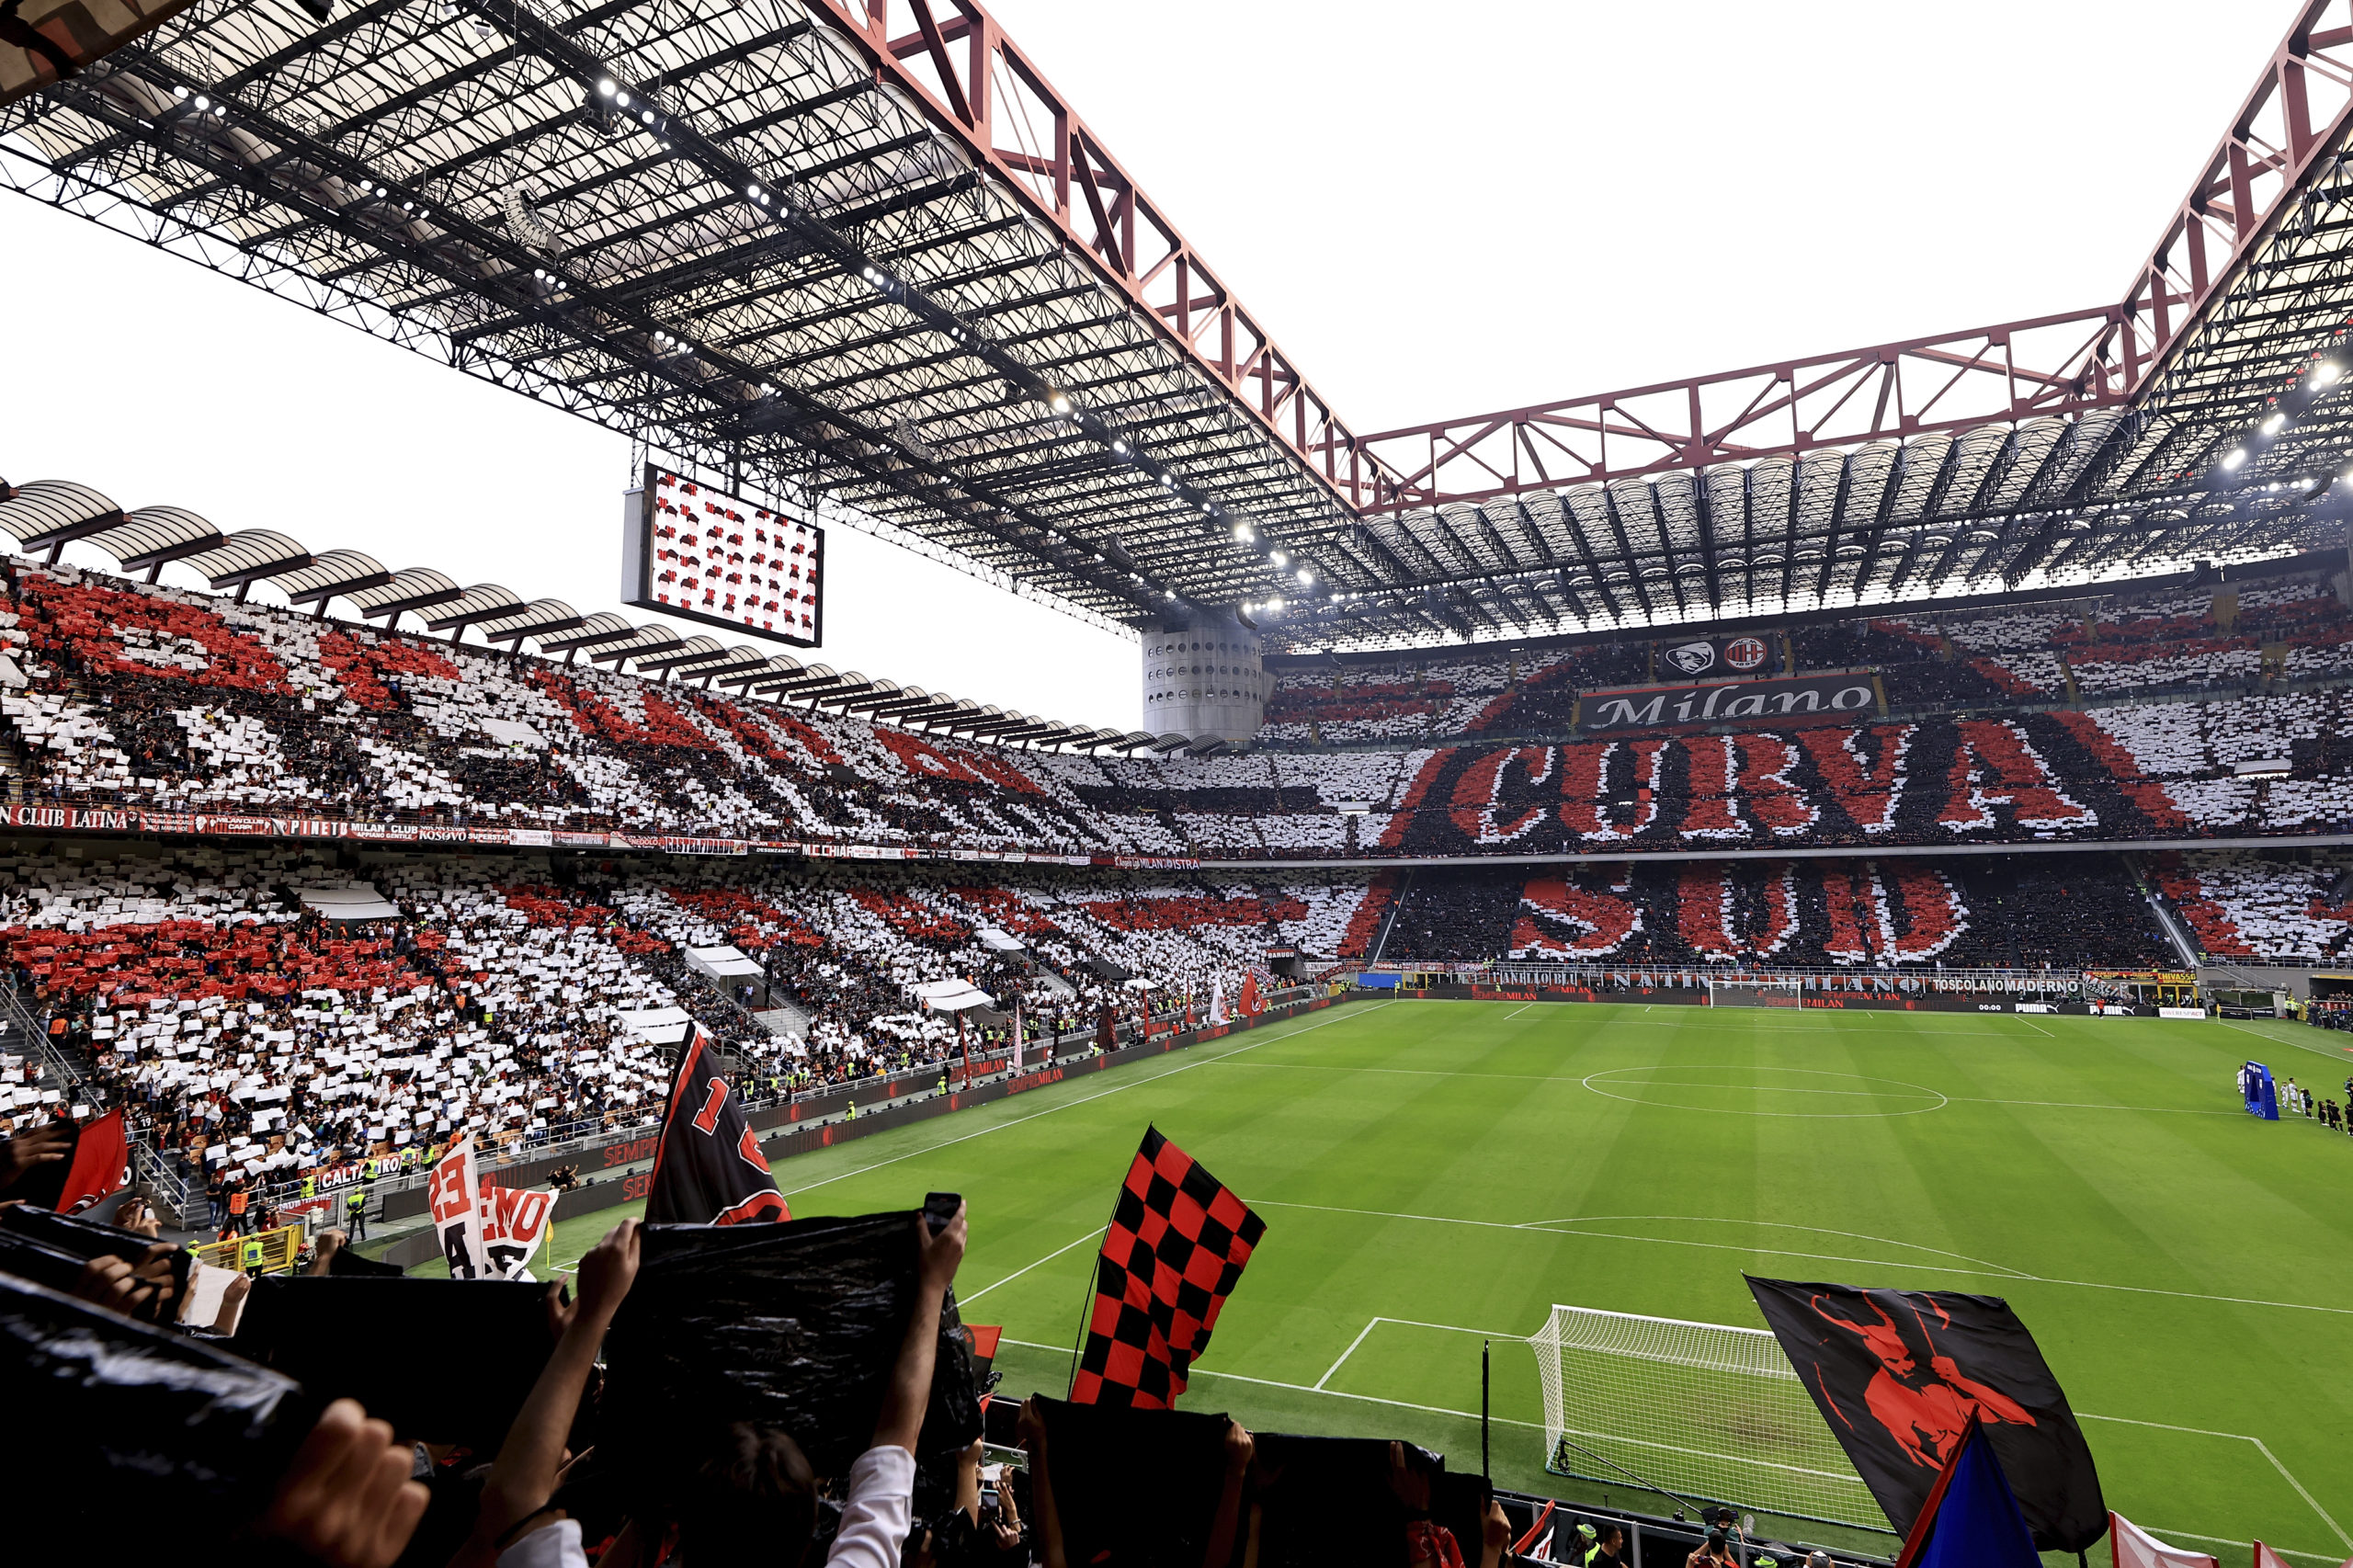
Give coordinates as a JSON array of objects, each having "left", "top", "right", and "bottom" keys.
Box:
[{"left": 0, "top": 1, "right": 2292, "bottom": 732}]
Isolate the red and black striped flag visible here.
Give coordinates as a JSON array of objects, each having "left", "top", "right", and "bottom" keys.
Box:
[
  {"left": 1070, "top": 1126, "right": 1265, "bottom": 1408},
  {"left": 647, "top": 1025, "right": 790, "bottom": 1226}
]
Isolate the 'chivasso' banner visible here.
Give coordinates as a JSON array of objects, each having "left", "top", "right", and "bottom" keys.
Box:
[{"left": 1578, "top": 672, "right": 1881, "bottom": 733}]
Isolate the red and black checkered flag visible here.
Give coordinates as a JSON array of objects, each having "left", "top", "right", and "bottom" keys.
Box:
[{"left": 1069, "top": 1126, "right": 1265, "bottom": 1408}]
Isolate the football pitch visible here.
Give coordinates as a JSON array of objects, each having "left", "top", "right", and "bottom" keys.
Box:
[{"left": 504, "top": 998, "right": 2353, "bottom": 1562}]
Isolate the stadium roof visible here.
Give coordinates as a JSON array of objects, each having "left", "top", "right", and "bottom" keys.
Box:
[
  {"left": 6, "top": 1, "right": 2353, "bottom": 653},
  {"left": 0, "top": 472, "right": 1120, "bottom": 747}
]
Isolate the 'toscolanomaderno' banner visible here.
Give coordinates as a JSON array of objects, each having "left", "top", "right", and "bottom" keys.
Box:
[{"left": 1576, "top": 670, "right": 1883, "bottom": 733}]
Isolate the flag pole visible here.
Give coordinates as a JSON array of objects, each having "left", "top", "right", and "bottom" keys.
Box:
[
  {"left": 1481, "top": 1338, "right": 1491, "bottom": 1483},
  {"left": 1065, "top": 1127, "right": 1147, "bottom": 1397}
]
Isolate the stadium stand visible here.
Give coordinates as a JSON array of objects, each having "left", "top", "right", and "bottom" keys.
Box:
[
  {"left": 1379, "top": 857, "right": 2177, "bottom": 970},
  {"left": 2, "top": 554, "right": 2351, "bottom": 866}
]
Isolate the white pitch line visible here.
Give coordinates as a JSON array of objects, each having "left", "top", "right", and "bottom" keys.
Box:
[
  {"left": 1319, "top": 1315, "right": 1527, "bottom": 1392},
  {"left": 2222, "top": 1018, "right": 2353, "bottom": 1067},
  {"left": 1501, "top": 1002, "right": 1537, "bottom": 1020},
  {"left": 2080, "top": 1413, "right": 2349, "bottom": 1548},
  {"left": 778, "top": 1000, "right": 1395, "bottom": 1199},
  {"left": 1314, "top": 1318, "right": 1383, "bottom": 1390},
  {"left": 1249, "top": 1199, "right": 2353, "bottom": 1318},
  {"left": 993, "top": 1335, "right": 1535, "bottom": 1434},
  {"left": 960, "top": 1229, "right": 1101, "bottom": 1304},
  {"left": 2018, "top": 1016, "right": 2056, "bottom": 1038}
]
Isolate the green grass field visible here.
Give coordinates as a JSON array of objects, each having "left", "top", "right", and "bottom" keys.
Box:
[{"left": 483, "top": 998, "right": 2353, "bottom": 1562}]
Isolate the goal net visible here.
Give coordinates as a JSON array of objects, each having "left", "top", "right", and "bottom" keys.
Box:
[
  {"left": 1707, "top": 976, "right": 1804, "bottom": 1008},
  {"left": 1530, "top": 1304, "right": 1886, "bottom": 1531}
]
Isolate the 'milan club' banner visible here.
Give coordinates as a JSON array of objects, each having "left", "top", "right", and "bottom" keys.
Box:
[{"left": 1747, "top": 1278, "right": 2105, "bottom": 1552}]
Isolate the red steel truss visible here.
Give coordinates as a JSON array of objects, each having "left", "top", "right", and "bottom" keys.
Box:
[
  {"left": 2102, "top": 0, "right": 2353, "bottom": 398},
  {"left": 812, "top": 0, "right": 2351, "bottom": 521},
  {"left": 1353, "top": 0, "right": 2353, "bottom": 515},
  {"left": 1351, "top": 307, "right": 2132, "bottom": 516},
  {"left": 809, "top": 0, "right": 1372, "bottom": 508}
]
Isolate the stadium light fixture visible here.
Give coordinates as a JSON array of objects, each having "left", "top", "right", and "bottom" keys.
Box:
[
  {"left": 1297, "top": 568, "right": 1312, "bottom": 585},
  {"left": 2315, "top": 363, "right": 2343, "bottom": 389},
  {"left": 1110, "top": 440, "right": 1129, "bottom": 456},
  {"left": 1232, "top": 523, "right": 1253, "bottom": 543},
  {"left": 2222, "top": 449, "right": 2249, "bottom": 470},
  {"left": 1271, "top": 550, "right": 1287, "bottom": 567},
  {"left": 1048, "top": 392, "right": 1073, "bottom": 415},
  {"left": 2262, "top": 413, "right": 2286, "bottom": 434},
  {"left": 614, "top": 89, "right": 631, "bottom": 107},
  {"left": 597, "top": 77, "right": 616, "bottom": 96},
  {"left": 193, "top": 95, "right": 210, "bottom": 110}
]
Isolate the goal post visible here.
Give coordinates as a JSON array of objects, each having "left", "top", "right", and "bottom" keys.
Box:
[
  {"left": 1529, "top": 1303, "right": 1888, "bottom": 1533},
  {"left": 1706, "top": 976, "right": 1804, "bottom": 1008}
]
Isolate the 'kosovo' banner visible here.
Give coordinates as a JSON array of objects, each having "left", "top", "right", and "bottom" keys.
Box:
[
  {"left": 1070, "top": 1125, "right": 1265, "bottom": 1408},
  {"left": 646, "top": 1025, "right": 790, "bottom": 1226},
  {"left": 1746, "top": 1277, "right": 2105, "bottom": 1551}
]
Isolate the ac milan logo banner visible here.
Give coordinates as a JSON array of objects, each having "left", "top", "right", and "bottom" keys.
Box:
[
  {"left": 1070, "top": 1126, "right": 1265, "bottom": 1409},
  {"left": 647, "top": 1026, "right": 791, "bottom": 1226},
  {"left": 1745, "top": 1278, "right": 2104, "bottom": 1551}
]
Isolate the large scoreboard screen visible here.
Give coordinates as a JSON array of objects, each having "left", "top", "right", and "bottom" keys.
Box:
[{"left": 620, "top": 464, "right": 822, "bottom": 646}]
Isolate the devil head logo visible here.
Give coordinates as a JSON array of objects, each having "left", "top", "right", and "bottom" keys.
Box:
[
  {"left": 1665, "top": 641, "right": 1717, "bottom": 675},
  {"left": 1809, "top": 1293, "right": 2036, "bottom": 1470}
]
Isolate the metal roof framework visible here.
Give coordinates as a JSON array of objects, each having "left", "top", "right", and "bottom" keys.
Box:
[
  {"left": 0, "top": 0, "right": 1371, "bottom": 636},
  {"left": 6, "top": 0, "right": 2353, "bottom": 655}
]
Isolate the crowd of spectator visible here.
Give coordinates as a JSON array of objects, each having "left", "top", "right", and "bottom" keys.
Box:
[
  {"left": 6, "top": 560, "right": 2353, "bottom": 866},
  {"left": 1376, "top": 856, "right": 2178, "bottom": 970},
  {"left": 2143, "top": 850, "right": 2353, "bottom": 965},
  {"left": 1250, "top": 569, "right": 2353, "bottom": 749},
  {"left": 0, "top": 846, "right": 1341, "bottom": 1199}
]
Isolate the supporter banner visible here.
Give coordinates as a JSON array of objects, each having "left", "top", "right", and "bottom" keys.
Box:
[
  {"left": 194, "top": 814, "right": 277, "bottom": 836},
  {"left": 351, "top": 823, "right": 419, "bottom": 842},
  {"left": 276, "top": 817, "right": 347, "bottom": 839},
  {"left": 1578, "top": 672, "right": 1880, "bottom": 733},
  {"left": 417, "top": 825, "right": 471, "bottom": 843},
  {"left": 2, "top": 805, "right": 137, "bottom": 832},
  {"left": 551, "top": 831, "right": 611, "bottom": 848},
  {"left": 477, "top": 1184, "right": 557, "bottom": 1279},
  {"left": 427, "top": 1134, "right": 488, "bottom": 1279},
  {"left": 1105, "top": 855, "right": 1202, "bottom": 869},
  {"left": 1654, "top": 632, "right": 1780, "bottom": 679},
  {"left": 508, "top": 829, "right": 554, "bottom": 847},
  {"left": 1747, "top": 1278, "right": 2105, "bottom": 1551},
  {"left": 467, "top": 828, "right": 514, "bottom": 846},
  {"left": 620, "top": 835, "right": 749, "bottom": 856}
]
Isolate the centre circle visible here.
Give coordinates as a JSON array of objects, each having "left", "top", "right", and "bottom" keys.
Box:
[{"left": 1581, "top": 1065, "right": 1949, "bottom": 1119}]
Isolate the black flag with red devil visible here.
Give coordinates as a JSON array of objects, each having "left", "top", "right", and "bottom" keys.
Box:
[
  {"left": 1745, "top": 1278, "right": 2103, "bottom": 1552},
  {"left": 1069, "top": 1125, "right": 1264, "bottom": 1409},
  {"left": 646, "top": 1025, "right": 790, "bottom": 1226}
]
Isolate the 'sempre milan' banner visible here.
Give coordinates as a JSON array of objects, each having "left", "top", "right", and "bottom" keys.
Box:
[
  {"left": 1746, "top": 1278, "right": 2104, "bottom": 1551},
  {"left": 427, "top": 1134, "right": 487, "bottom": 1278},
  {"left": 646, "top": 1026, "right": 790, "bottom": 1225},
  {"left": 1579, "top": 672, "right": 1879, "bottom": 733},
  {"left": 1071, "top": 1125, "right": 1265, "bottom": 1408}
]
